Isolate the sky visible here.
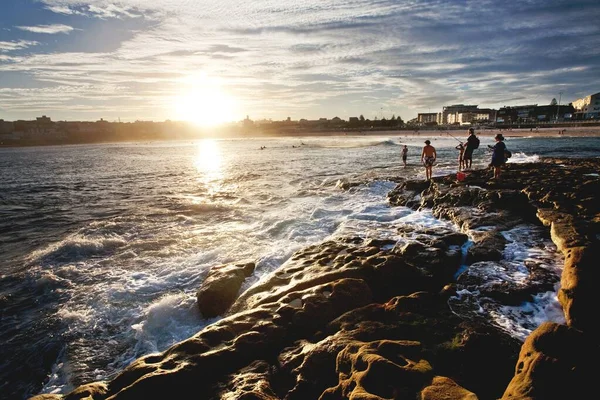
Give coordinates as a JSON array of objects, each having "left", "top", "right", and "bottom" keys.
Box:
[{"left": 1, "top": 0, "right": 599, "bottom": 125}]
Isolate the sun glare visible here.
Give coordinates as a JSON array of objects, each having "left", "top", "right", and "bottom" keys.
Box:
[
  {"left": 188, "top": 139, "right": 224, "bottom": 201},
  {"left": 194, "top": 139, "right": 222, "bottom": 177},
  {"left": 173, "top": 74, "right": 238, "bottom": 127}
]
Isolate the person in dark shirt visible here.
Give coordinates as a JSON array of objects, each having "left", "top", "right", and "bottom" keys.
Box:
[
  {"left": 463, "top": 127, "right": 478, "bottom": 169},
  {"left": 488, "top": 133, "right": 507, "bottom": 179}
]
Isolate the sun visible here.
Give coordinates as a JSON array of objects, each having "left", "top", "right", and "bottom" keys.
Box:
[{"left": 172, "top": 74, "right": 238, "bottom": 127}]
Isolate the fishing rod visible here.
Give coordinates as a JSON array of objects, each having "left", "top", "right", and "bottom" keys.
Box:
[{"left": 445, "top": 131, "right": 463, "bottom": 143}]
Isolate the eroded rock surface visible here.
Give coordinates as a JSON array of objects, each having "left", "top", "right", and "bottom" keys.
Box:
[{"left": 31, "top": 158, "right": 600, "bottom": 400}]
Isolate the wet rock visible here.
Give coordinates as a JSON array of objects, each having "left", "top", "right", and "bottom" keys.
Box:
[
  {"left": 456, "top": 260, "right": 558, "bottom": 306},
  {"left": 197, "top": 262, "right": 255, "bottom": 318},
  {"left": 501, "top": 322, "right": 595, "bottom": 400},
  {"left": 465, "top": 230, "right": 506, "bottom": 263},
  {"left": 389, "top": 158, "right": 600, "bottom": 398}
]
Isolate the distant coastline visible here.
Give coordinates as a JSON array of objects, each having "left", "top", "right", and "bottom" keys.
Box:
[
  {"left": 2, "top": 123, "right": 600, "bottom": 148},
  {"left": 385, "top": 125, "right": 600, "bottom": 138},
  {"left": 275, "top": 125, "right": 600, "bottom": 139}
]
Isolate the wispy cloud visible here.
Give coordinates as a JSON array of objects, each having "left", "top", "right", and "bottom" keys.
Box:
[
  {"left": 16, "top": 24, "right": 74, "bottom": 34},
  {"left": 0, "top": 40, "right": 39, "bottom": 52},
  {"left": 88, "top": 4, "right": 143, "bottom": 19},
  {"left": 0, "top": 55, "right": 18, "bottom": 62},
  {"left": 45, "top": 5, "right": 85, "bottom": 15},
  {"left": 44, "top": 3, "right": 141, "bottom": 19}
]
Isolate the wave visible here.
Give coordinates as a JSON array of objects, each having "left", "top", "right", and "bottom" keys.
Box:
[
  {"left": 506, "top": 149, "right": 600, "bottom": 164},
  {"left": 186, "top": 202, "right": 233, "bottom": 214},
  {"left": 28, "top": 234, "right": 128, "bottom": 264},
  {"left": 131, "top": 293, "right": 205, "bottom": 353},
  {"left": 313, "top": 138, "right": 400, "bottom": 149},
  {"left": 223, "top": 172, "right": 262, "bottom": 184},
  {"left": 507, "top": 152, "right": 541, "bottom": 163},
  {"left": 167, "top": 195, "right": 235, "bottom": 215}
]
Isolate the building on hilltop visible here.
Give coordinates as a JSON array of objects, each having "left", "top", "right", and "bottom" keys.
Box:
[
  {"left": 242, "top": 115, "right": 255, "bottom": 129},
  {"left": 496, "top": 105, "right": 535, "bottom": 124},
  {"left": 0, "top": 119, "right": 14, "bottom": 134},
  {"left": 417, "top": 112, "right": 440, "bottom": 125},
  {"left": 36, "top": 115, "right": 52, "bottom": 124},
  {"left": 32, "top": 115, "right": 59, "bottom": 136},
  {"left": 0, "top": 119, "right": 17, "bottom": 142},
  {"left": 299, "top": 118, "right": 328, "bottom": 129},
  {"left": 431, "top": 105, "right": 495, "bottom": 126},
  {"left": 447, "top": 109, "right": 496, "bottom": 125},
  {"left": 441, "top": 104, "right": 479, "bottom": 124},
  {"left": 471, "top": 108, "right": 496, "bottom": 124},
  {"left": 572, "top": 92, "right": 600, "bottom": 119},
  {"left": 496, "top": 103, "right": 576, "bottom": 123}
]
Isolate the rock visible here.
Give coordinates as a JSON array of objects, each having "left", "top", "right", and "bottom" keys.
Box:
[
  {"left": 320, "top": 339, "right": 433, "bottom": 399},
  {"left": 501, "top": 322, "right": 595, "bottom": 399},
  {"left": 197, "top": 262, "right": 255, "bottom": 318},
  {"left": 558, "top": 246, "right": 599, "bottom": 331},
  {"left": 465, "top": 230, "right": 506, "bottom": 263},
  {"left": 420, "top": 376, "right": 478, "bottom": 400},
  {"left": 215, "top": 360, "right": 279, "bottom": 399}
]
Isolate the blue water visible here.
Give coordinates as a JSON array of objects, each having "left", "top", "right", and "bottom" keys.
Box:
[{"left": 1, "top": 135, "right": 598, "bottom": 399}]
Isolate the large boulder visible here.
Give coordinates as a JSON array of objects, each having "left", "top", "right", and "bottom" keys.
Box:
[
  {"left": 501, "top": 322, "right": 595, "bottom": 399},
  {"left": 197, "top": 262, "right": 255, "bottom": 318}
]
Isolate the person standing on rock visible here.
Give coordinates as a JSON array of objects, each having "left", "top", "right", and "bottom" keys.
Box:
[
  {"left": 463, "top": 127, "right": 480, "bottom": 170},
  {"left": 401, "top": 145, "right": 408, "bottom": 167},
  {"left": 455, "top": 142, "right": 465, "bottom": 171},
  {"left": 488, "top": 133, "right": 507, "bottom": 180},
  {"left": 421, "top": 140, "right": 436, "bottom": 180}
]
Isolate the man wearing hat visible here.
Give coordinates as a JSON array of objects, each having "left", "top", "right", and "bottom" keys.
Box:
[
  {"left": 463, "top": 127, "right": 479, "bottom": 170},
  {"left": 488, "top": 133, "right": 507, "bottom": 179},
  {"left": 420, "top": 140, "right": 437, "bottom": 180}
]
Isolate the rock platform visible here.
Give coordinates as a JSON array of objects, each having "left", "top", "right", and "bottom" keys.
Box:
[{"left": 32, "top": 158, "right": 600, "bottom": 400}]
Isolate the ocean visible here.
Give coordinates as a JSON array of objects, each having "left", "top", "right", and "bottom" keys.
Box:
[{"left": 1, "top": 134, "right": 599, "bottom": 399}]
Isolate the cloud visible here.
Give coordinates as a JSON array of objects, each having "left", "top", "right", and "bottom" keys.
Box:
[
  {"left": 87, "top": 4, "right": 142, "bottom": 19},
  {"left": 16, "top": 24, "right": 75, "bottom": 34},
  {"left": 0, "top": 40, "right": 39, "bottom": 52},
  {"left": 3, "top": 0, "right": 600, "bottom": 122},
  {"left": 0, "top": 55, "right": 18, "bottom": 62},
  {"left": 45, "top": 5, "right": 85, "bottom": 15},
  {"left": 208, "top": 45, "right": 247, "bottom": 54}
]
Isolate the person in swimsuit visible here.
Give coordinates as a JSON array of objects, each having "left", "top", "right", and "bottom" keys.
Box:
[
  {"left": 455, "top": 142, "right": 465, "bottom": 171},
  {"left": 401, "top": 145, "right": 408, "bottom": 167},
  {"left": 421, "top": 140, "right": 437, "bottom": 180}
]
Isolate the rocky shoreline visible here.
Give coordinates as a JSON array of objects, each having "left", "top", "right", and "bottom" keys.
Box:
[{"left": 32, "top": 158, "right": 600, "bottom": 400}]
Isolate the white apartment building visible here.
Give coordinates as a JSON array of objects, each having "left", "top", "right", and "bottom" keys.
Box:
[{"left": 572, "top": 92, "right": 600, "bottom": 119}]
